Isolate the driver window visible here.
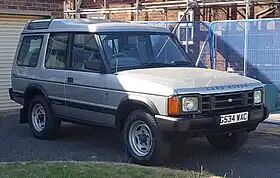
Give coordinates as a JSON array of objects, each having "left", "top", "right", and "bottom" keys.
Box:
[{"left": 72, "top": 33, "right": 102, "bottom": 72}]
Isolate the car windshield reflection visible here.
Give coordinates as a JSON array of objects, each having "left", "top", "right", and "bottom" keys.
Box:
[{"left": 99, "top": 32, "right": 194, "bottom": 72}]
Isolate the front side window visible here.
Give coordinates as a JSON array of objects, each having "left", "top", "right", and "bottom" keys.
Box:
[
  {"left": 45, "top": 33, "right": 69, "bottom": 69},
  {"left": 99, "top": 32, "right": 193, "bottom": 72},
  {"left": 17, "top": 36, "right": 43, "bottom": 67},
  {"left": 72, "top": 33, "right": 102, "bottom": 72}
]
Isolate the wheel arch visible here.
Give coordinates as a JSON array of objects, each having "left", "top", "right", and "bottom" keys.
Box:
[
  {"left": 115, "top": 95, "right": 159, "bottom": 131},
  {"left": 20, "top": 83, "right": 50, "bottom": 123},
  {"left": 24, "top": 83, "right": 49, "bottom": 105}
]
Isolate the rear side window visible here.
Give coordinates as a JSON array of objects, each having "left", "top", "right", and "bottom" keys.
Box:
[
  {"left": 17, "top": 36, "right": 43, "bottom": 67},
  {"left": 45, "top": 33, "right": 69, "bottom": 69}
]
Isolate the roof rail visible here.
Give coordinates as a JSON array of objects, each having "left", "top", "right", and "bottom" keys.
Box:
[{"left": 27, "top": 19, "right": 53, "bottom": 30}]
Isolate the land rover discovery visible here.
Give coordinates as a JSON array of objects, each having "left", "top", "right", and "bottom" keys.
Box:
[{"left": 9, "top": 19, "right": 269, "bottom": 166}]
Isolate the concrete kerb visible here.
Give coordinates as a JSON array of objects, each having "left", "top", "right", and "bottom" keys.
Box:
[
  {"left": 263, "top": 112, "right": 280, "bottom": 125},
  {"left": 263, "top": 120, "right": 280, "bottom": 126},
  {"left": 253, "top": 112, "right": 280, "bottom": 136},
  {"left": 255, "top": 123, "right": 280, "bottom": 136}
]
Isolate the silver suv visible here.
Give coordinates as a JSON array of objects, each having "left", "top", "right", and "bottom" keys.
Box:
[{"left": 9, "top": 19, "right": 269, "bottom": 166}]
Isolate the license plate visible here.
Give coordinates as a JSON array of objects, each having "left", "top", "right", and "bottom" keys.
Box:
[{"left": 220, "top": 112, "right": 249, "bottom": 125}]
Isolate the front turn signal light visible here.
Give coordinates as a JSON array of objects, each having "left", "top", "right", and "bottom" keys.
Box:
[{"left": 168, "top": 96, "right": 180, "bottom": 115}]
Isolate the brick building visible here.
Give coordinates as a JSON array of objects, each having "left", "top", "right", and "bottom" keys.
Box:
[
  {"left": 0, "top": 0, "right": 64, "bottom": 18},
  {"left": 65, "top": 0, "right": 279, "bottom": 21}
]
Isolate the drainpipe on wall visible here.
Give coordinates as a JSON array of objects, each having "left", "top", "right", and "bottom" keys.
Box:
[
  {"left": 275, "top": 0, "right": 280, "bottom": 17},
  {"left": 64, "top": 0, "right": 75, "bottom": 18},
  {"left": 104, "top": 0, "right": 108, "bottom": 19},
  {"left": 231, "top": 5, "right": 237, "bottom": 20},
  {"left": 136, "top": 0, "right": 140, "bottom": 21},
  {"left": 75, "top": 0, "right": 83, "bottom": 19}
]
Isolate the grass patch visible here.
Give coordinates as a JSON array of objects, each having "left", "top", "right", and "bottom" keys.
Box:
[{"left": 0, "top": 161, "right": 217, "bottom": 178}]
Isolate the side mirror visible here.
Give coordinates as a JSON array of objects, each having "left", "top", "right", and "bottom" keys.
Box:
[{"left": 84, "top": 60, "right": 105, "bottom": 73}]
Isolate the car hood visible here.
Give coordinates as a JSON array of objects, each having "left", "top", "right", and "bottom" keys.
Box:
[{"left": 114, "top": 67, "right": 263, "bottom": 96}]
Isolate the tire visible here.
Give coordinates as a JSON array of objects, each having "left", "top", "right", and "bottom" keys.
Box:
[
  {"left": 207, "top": 131, "right": 249, "bottom": 151},
  {"left": 123, "top": 109, "right": 171, "bottom": 166},
  {"left": 27, "top": 95, "right": 61, "bottom": 140}
]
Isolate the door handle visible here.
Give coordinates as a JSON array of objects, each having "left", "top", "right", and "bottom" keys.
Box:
[{"left": 67, "top": 77, "right": 74, "bottom": 83}]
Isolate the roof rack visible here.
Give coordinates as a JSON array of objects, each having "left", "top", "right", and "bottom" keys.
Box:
[{"left": 71, "top": 18, "right": 128, "bottom": 23}]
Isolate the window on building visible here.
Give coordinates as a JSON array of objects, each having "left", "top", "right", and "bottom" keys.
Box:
[
  {"left": 72, "top": 33, "right": 102, "bottom": 72},
  {"left": 45, "top": 33, "right": 69, "bottom": 69},
  {"left": 17, "top": 36, "right": 43, "bottom": 67}
]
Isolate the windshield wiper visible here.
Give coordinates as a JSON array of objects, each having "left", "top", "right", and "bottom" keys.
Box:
[
  {"left": 141, "top": 61, "right": 193, "bottom": 68},
  {"left": 170, "top": 60, "right": 193, "bottom": 67},
  {"left": 141, "top": 62, "right": 170, "bottom": 68}
]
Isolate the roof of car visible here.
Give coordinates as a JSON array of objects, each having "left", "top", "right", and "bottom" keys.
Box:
[{"left": 22, "top": 18, "right": 171, "bottom": 34}]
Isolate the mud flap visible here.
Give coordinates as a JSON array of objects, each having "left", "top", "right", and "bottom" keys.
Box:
[{"left": 19, "top": 107, "right": 28, "bottom": 124}]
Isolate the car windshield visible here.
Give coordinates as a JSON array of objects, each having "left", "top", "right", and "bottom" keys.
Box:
[{"left": 99, "top": 32, "right": 194, "bottom": 72}]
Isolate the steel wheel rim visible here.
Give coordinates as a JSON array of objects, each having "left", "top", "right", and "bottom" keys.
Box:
[
  {"left": 31, "top": 103, "right": 46, "bottom": 132},
  {"left": 128, "top": 120, "right": 153, "bottom": 157}
]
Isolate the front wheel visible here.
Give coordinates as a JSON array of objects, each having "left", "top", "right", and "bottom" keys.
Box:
[
  {"left": 123, "top": 109, "right": 171, "bottom": 166},
  {"left": 207, "top": 131, "right": 249, "bottom": 151}
]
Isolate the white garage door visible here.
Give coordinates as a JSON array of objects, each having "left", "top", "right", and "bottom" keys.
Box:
[{"left": 0, "top": 15, "right": 43, "bottom": 111}]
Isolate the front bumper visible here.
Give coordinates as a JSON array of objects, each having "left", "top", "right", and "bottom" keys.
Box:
[{"left": 155, "top": 106, "right": 269, "bottom": 141}]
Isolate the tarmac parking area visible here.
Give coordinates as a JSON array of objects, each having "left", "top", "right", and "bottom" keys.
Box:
[{"left": 1, "top": 113, "right": 280, "bottom": 178}]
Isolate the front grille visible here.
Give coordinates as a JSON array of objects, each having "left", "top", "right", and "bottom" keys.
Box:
[{"left": 201, "top": 91, "right": 254, "bottom": 112}]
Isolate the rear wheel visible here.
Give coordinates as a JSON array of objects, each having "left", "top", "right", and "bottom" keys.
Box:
[
  {"left": 207, "top": 131, "right": 249, "bottom": 151},
  {"left": 28, "top": 95, "right": 61, "bottom": 140},
  {"left": 123, "top": 109, "right": 171, "bottom": 166}
]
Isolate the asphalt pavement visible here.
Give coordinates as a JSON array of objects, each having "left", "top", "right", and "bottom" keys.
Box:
[{"left": 1, "top": 113, "right": 280, "bottom": 178}]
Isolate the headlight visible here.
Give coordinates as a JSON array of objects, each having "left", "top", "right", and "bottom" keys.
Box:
[
  {"left": 182, "top": 97, "right": 198, "bottom": 112},
  {"left": 254, "top": 90, "right": 262, "bottom": 104}
]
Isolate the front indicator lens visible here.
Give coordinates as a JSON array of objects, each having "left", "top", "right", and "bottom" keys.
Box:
[{"left": 168, "top": 96, "right": 180, "bottom": 115}]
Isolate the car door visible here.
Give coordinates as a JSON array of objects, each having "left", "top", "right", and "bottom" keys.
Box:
[
  {"left": 40, "top": 33, "right": 68, "bottom": 117},
  {"left": 64, "top": 33, "right": 107, "bottom": 125}
]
